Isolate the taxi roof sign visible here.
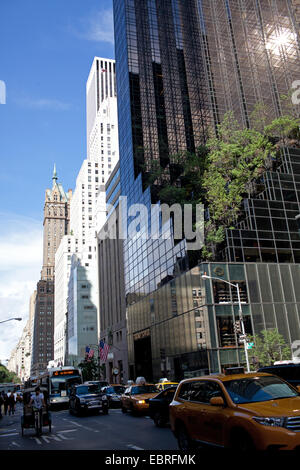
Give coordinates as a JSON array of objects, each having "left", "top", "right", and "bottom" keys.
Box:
[{"left": 224, "top": 367, "right": 245, "bottom": 375}]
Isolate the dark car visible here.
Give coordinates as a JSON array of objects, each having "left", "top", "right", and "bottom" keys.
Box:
[
  {"left": 148, "top": 386, "right": 177, "bottom": 427},
  {"left": 258, "top": 363, "right": 300, "bottom": 387},
  {"left": 69, "top": 384, "right": 109, "bottom": 416},
  {"left": 101, "top": 385, "right": 126, "bottom": 408},
  {"left": 84, "top": 380, "right": 109, "bottom": 388}
]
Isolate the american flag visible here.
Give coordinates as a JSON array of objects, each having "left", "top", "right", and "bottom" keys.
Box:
[
  {"left": 99, "top": 340, "right": 109, "bottom": 362},
  {"left": 88, "top": 349, "right": 94, "bottom": 359}
]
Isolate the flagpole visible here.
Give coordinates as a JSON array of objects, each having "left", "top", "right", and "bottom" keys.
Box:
[{"left": 98, "top": 347, "right": 101, "bottom": 381}]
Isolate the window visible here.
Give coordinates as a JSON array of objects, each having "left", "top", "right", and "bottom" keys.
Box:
[
  {"left": 179, "top": 381, "right": 224, "bottom": 403},
  {"left": 178, "top": 383, "right": 191, "bottom": 400},
  {"left": 213, "top": 281, "right": 231, "bottom": 303},
  {"left": 217, "top": 316, "right": 235, "bottom": 347}
]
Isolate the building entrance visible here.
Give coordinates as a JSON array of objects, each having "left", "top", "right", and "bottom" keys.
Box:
[{"left": 134, "top": 334, "right": 153, "bottom": 383}]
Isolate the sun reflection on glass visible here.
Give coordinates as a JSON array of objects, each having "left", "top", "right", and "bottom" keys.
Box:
[{"left": 266, "top": 29, "right": 297, "bottom": 53}]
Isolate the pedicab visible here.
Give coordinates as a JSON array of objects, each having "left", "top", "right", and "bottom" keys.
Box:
[{"left": 21, "top": 387, "right": 52, "bottom": 437}]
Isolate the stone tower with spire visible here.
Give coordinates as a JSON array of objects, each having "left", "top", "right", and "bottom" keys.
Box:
[
  {"left": 31, "top": 166, "right": 72, "bottom": 376},
  {"left": 41, "top": 165, "right": 72, "bottom": 281}
]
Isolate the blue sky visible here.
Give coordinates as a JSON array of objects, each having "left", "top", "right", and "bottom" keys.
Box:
[{"left": 0, "top": 0, "right": 115, "bottom": 361}]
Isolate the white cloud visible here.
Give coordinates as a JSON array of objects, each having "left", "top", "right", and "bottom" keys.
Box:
[
  {"left": 0, "top": 213, "right": 43, "bottom": 363},
  {"left": 75, "top": 9, "right": 114, "bottom": 44},
  {"left": 17, "top": 97, "right": 71, "bottom": 111}
]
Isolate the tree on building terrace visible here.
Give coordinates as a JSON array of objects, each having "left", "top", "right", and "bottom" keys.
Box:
[{"left": 144, "top": 100, "right": 300, "bottom": 260}]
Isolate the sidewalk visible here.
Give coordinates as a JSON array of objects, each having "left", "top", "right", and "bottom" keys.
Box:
[{"left": 0, "top": 403, "right": 22, "bottom": 431}]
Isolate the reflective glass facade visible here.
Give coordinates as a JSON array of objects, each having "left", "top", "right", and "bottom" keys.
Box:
[
  {"left": 113, "top": 0, "right": 300, "bottom": 302},
  {"left": 126, "top": 262, "right": 300, "bottom": 380},
  {"left": 222, "top": 147, "right": 300, "bottom": 264},
  {"left": 113, "top": 1, "right": 300, "bottom": 378}
]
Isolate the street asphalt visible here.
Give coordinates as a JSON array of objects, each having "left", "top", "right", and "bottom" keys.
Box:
[{"left": 0, "top": 403, "right": 178, "bottom": 451}]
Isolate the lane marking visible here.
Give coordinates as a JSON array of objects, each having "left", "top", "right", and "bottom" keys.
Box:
[
  {"left": 64, "top": 420, "right": 98, "bottom": 433},
  {"left": 11, "top": 441, "right": 20, "bottom": 447},
  {"left": 57, "top": 433, "right": 74, "bottom": 440},
  {"left": 58, "top": 429, "right": 77, "bottom": 433},
  {"left": 0, "top": 432, "right": 19, "bottom": 437},
  {"left": 66, "top": 420, "right": 82, "bottom": 427},
  {"left": 127, "top": 445, "right": 144, "bottom": 450},
  {"left": 33, "top": 437, "right": 42, "bottom": 445},
  {"left": 42, "top": 436, "right": 51, "bottom": 443}
]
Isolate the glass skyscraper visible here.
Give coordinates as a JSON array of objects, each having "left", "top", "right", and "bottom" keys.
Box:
[
  {"left": 113, "top": 0, "right": 300, "bottom": 296},
  {"left": 113, "top": 0, "right": 300, "bottom": 379}
]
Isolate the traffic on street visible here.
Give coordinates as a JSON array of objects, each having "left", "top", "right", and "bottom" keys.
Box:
[
  {"left": 0, "top": 401, "right": 177, "bottom": 451},
  {"left": 2, "top": 367, "right": 300, "bottom": 452}
]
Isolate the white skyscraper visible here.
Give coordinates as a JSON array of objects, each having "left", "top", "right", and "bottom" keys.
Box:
[
  {"left": 86, "top": 57, "right": 118, "bottom": 166},
  {"left": 63, "top": 57, "right": 119, "bottom": 366},
  {"left": 70, "top": 57, "right": 119, "bottom": 246}
]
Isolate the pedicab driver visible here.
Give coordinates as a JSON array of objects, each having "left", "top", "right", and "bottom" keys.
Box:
[{"left": 29, "top": 387, "right": 45, "bottom": 409}]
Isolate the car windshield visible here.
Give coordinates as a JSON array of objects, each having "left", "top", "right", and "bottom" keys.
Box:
[
  {"left": 106, "top": 386, "right": 125, "bottom": 394},
  {"left": 76, "top": 385, "right": 100, "bottom": 395},
  {"left": 224, "top": 375, "right": 299, "bottom": 404},
  {"left": 131, "top": 385, "right": 158, "bottom": 394}
]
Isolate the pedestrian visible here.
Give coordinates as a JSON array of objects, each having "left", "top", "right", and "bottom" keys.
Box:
[
  {"left": 7, "top": 390, "right": 16, "bottom": 416},
  {"left": 0, "top": 393, "right": 3, "bottom": 418},
  {"left": 13, "top": 389, "right": 17, "bottom": 412},
  {"left": 3, "top": 392, "right": 8, "bottom": 416}
]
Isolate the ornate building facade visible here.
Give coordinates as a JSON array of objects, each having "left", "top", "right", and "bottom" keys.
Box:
[{"left": 31, "top": 167, "right": 72, "bottom": 376}]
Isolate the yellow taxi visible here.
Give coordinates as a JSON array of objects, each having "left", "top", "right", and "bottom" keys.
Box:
[
  {"left": 169, "top": 368, "right": 300, "bottom": 451},
  {"left": 121, "top": 383, "right": 159, "bottom": 414},
  {"left": 156, "top": 382, "right": 179, "bottom": 392}
]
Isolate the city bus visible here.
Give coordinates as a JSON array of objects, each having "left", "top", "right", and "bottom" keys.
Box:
[
  {"left": 24, "top": 376, "right": 39, "bottom": 388},
  {"left": 38, "top": 366, "right": 83, "bottom": 408},
  {"left": 0, "top": 383, "right": 21, "bottom": 394}
]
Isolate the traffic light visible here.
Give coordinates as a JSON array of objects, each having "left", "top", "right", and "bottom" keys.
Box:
[{"left": 233, "top": 320, "right": 242, "bottom": 335}]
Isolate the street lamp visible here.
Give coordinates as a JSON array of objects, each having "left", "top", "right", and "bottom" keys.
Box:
[
  {"left": 0, "top": 317, "right": 22, "bottom": 324},
  {"left": 201, "top": 274, "right": 250, "bottom": 372}
]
